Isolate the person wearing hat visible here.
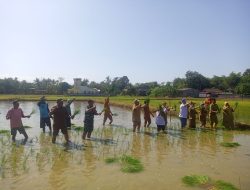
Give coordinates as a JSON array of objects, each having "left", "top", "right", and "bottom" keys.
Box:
[
  {"left": 222, "top": 102, "right": 235, "bottom": 129},
  {"left": 37, "top": 96, "right": 51, "bottom": 133},
  {"left": 188, "top": 101, "right": 198, "bottom": 128},
  {"left": 132, "top": 99, "right": 142, "bottom": 132},
  {"left": 209, "top": 98, "right": 220, "bottom": 129},
  {"left": 65, "top": 98, "right": 75, "bottom": 129},
  {"left": 179, "top": 98, "right": 189, "bottom": 129},
  {"left": 6, "top": 100, "right": 30, "bottom": 143},
  {"left": 49, "top": 99, "right": 71, "bottom": 144}
]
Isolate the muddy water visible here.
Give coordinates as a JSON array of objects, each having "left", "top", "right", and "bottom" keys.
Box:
[{"left": 0, "top": 101, "right": 250, "bottom": 190}]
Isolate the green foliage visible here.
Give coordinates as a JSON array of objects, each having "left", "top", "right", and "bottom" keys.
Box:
[
  {"left": 104, "top": 155, "right": 144, "bottom": 173},
  {"left": 120, "top": 155, "right": 144, "bottom": 173},
  {"left": 72, "top": 126, "right": 84, "bottom": 131},
  {"left": 150, "top": 84, "right": 177, "bottom": 97},
  {"left": 104, "top": 157, "right": 119, "bottom": 164},
  {"left": 215, "top": 180, "right": 239, "bottom": 190},
  {"left": 182, "top": 175, "right": 210, "bottom": 186},
  {"left": 182, "top": 175, "right": 239, "bottom": 190},
  {"left": 72, "top": 109, "right": 81, "bottom": 117},
  {"left": 23, "top": 125, "right": 32, "bottom": 129},
  {"left": 0, "top": 130, "right": 9, "bottom": 134},
  {"left": 185, "top": 71, "right": 210, "bottom": 90},
  {"left": 220, "top": 142, "right": 240, "bottom": 147}
]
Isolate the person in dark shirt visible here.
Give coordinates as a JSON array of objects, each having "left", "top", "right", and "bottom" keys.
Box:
[
  {"left": 209, "top": 98, "right": 220, "bottom": 129},
  {"left": 49, "top": 99, "right": 71, "bottom": 144},
  {"left": 82, "top": 100, "right": 100, "bottom": 140}
]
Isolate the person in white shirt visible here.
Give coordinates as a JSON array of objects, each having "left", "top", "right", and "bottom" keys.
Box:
[
  {"left": 155, "top": 105, "right": 166, "bottom": 132},
  {"left": 179, "top": 98, "right": 189, "bottom": 129}
]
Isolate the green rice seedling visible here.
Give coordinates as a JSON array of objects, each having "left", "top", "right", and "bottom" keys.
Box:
[
  {"left": 105, "top": 157, "right": 119, "bottom": 164},
  {"left": 182, "top": 175, "right": 211, "bottom": 187},
  {"left": 72, "top": 109, "right": 81, "bottom": 117},
  {"left": 214, "top": 180, "right": 239, "bottom": 190},
  {"left": 73, "top": 126, "right": 84, "bottom": 132},
  {"left": 220, "top": 142, "right": 240, "bottom": 147},
  {"left": 120, "top": 155, "right": 144, "bottom": 173},
  {"left": 0, "top": 130, "right": 9, "bottom": 135},
  {"left": 29, "top": 109, "right": 36, "bottom": 116},
  {"left": 22, "top": 154, "right": 29, "bottom": 171}
]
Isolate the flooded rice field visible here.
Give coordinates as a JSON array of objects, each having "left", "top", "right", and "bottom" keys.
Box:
[{"left": 0, "top": 101, "right": 250, "bottom": 190}]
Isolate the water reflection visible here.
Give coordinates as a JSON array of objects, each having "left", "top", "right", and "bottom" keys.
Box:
[{"left": 0, "top": 101, "right": 250, "bottom": 190}]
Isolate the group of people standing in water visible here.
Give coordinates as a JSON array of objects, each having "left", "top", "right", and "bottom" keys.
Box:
[
  {"left": 178, "top": 97, "right": 236, "bottom": 130},
  {"left": 5, "top": 96, "right": 114, "bottom": 144},
  {"left": 5, "top": 96, "right": 237, "bottom": 144},
  {"left": 133, "top": 97, "right": 237, "bottom": 132}
]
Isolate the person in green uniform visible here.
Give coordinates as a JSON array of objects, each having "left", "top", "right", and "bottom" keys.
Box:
[
  {"left": 188, "top": 101, "right": 198, "bottom": 128},
  {"left": 199, "top": 102, "right": 208, "bottom": 128},
  {"left": 222, "top": 102, "right": 235, "bottom": 129},
  {"left": 209, "top": 98, "right": 220, "bottom": 129}
]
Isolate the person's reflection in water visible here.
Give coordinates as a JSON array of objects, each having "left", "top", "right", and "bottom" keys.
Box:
[
  {"left": 9, "top": 144, "right": 25, "bottom": 177},
  {"left": 36, "top": 133, "right": 52, "bottom": 173},
  {"left": 48, "top": 147, "right": 70, "bottom": 190},
  {"left": 156, "top": 134, "right": 168, "bottom": 164},
  {"left": 82, "top": 140, "right": 97, "bottom": 176},
  {"left": 131, "top": 133, "right": 142, "bottom": 156}
]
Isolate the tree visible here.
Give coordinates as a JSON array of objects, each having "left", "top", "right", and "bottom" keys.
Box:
[
  {"left": 236, "top": 68, "right": 250, "bottom": 94},
  {"left": 226, "top": 72, "right": 241, "bottom": 90},
  {"left": 57, "top": 82, "right": 71, "bottom": 94},
  {"left": 150, "top": 83, "right": 177, "bottom": 97},
  {"left": 185, "top": 71, "right": 210, "bottom": 90},
  {"left": 81, "top": 78, "right": 89, "bottom": 86},
  {"left": 173, "top": 78, "right": 187, "bottom": 89},
  {"left": 210, "top": 75, "right": 228, "bottom": 90}
]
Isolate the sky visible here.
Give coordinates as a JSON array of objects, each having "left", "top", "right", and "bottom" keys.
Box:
[{"left": 0, "top": 0, "right": 249, "bottom": 84}]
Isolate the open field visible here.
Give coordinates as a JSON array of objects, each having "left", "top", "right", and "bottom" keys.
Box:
[{"left": 0, "top": 94, "right": 250, "bottom": 124}]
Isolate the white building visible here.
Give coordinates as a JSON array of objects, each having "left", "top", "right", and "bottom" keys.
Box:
[{"left": 68, "top": 78, "right": 100, "bottom": 95}]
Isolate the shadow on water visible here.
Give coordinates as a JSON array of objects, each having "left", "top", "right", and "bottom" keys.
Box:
[
  {"left": 53, "top": 142, "right": 86, "bottom": 151},
  {"left": 88, "top": 137, "right": 117, "bottom": 145}
]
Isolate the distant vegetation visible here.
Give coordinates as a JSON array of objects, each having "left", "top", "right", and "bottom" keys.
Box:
[{"left": 0, "top": 69, "right": 249, "bottom": 96}]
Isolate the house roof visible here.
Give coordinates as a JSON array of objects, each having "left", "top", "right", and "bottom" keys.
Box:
[{"left": 201, "top": 88, "right": 223, "bottom": 94}]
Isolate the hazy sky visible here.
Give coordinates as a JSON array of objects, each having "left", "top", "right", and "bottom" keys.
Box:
[{"left": 0, "top": 0, "right": 249, "bottom": 84}]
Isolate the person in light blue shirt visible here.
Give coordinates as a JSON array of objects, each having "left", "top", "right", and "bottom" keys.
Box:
[{"left": 37, "top": 96, "right": 51, "bottom": 133}]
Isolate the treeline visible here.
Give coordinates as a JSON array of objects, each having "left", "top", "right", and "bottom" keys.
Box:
[{"left": 0, "top": 69, "right": 249, "bottom": 96}]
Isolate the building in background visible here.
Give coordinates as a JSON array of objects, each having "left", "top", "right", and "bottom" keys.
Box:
[
  {"left": 178, "top": 88, "right": 200, "bottom": 98},
  {"left": 68, "top": 78, "right": 100, "bottom": 95}
]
